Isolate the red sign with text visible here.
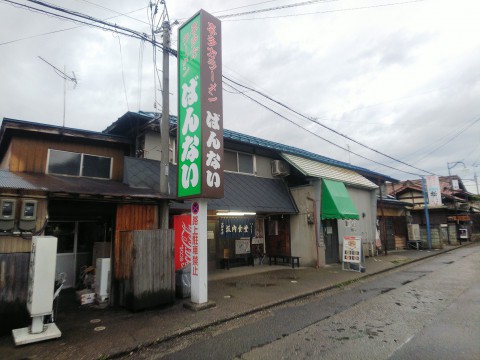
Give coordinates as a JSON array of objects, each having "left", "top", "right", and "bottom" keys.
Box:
[{"left": 174, "top": 214, "right": 191, "bottom": 271}]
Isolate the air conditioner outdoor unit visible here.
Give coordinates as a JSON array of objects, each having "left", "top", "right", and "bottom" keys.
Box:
[{"left": 271, "top": 160, "right": 290, "bottom": 177}]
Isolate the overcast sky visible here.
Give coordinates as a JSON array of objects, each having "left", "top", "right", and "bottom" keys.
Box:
[{"left": 0, "top": 0, "right": 479, "bottom": 192}]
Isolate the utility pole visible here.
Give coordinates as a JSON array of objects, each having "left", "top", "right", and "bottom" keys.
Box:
[
  {"left": 38, "top": 56, "right": 77, "bottom": 127},
  {"left": 447, "top": 161, "right": 466, "bottom": 243},
  {"left": 473, "top": 162, "right": 479, "bottom": 195},
  {"left": 159, "top": 20, "right": 170, "bottom": 229},
  {"left": 420, "top": 176, "right": 432, "bottom": 250}
]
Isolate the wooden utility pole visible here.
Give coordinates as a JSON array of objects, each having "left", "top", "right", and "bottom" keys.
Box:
[{"left": 159, "top": 20, "right": 170, "bottom": 229}]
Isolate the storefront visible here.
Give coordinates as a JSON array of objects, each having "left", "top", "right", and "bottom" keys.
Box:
[
  {"left": 321, "top": 179, "right": 360, "bottom": 264},
  {"left": 172, "top": 171, "right": 298, "bottom": 270}
]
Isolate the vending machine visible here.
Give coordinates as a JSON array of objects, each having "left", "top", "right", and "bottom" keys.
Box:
[{"left": 12, "top": 236, "right": 62, "bottom": 345}]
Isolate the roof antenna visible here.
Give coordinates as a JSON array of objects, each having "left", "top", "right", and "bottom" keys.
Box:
[{"left": 38, "top": 56, "right": 77, "bottom": 128}]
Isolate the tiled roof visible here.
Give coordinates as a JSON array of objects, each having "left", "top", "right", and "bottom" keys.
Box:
[
  {"left": 124, "top": 156, "right": 297, "bottom": 213},
  {"left": 0, "top": 170, "right": 172, "bottom": 200},
  {"left": 209, "top": 172, "right": 297, "bottom": 213},
  {"left": 171, "top": 172, "right": 298, "bottom": 213},
  {"left": 105, "top": 111, "right": 397, "bottom": 183}
]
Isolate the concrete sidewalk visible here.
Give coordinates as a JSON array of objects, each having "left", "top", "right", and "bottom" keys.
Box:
[{"left": 0, "top": 243, "right": 474, "bottom": 360}]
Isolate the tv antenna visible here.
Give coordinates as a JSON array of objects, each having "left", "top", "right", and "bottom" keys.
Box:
[{"left": 38, "top": 56, "right": 77, "bottom": 127}]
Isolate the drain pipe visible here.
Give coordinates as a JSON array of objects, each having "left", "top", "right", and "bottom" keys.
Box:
[{"left": 307, "top": 196, "right": 320, "bottom": 268}]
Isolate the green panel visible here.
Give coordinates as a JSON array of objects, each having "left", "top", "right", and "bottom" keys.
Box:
[
  {"left": 177, "top": 14, "right": 202, "bottom": 198},
  {"left": 321, "top": 179, "right": 359, "bottom": 220}
]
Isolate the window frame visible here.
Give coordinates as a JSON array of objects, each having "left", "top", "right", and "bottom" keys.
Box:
[
  {"left": 223, "top": 149, "right": 255, "bottom": 175},
  {"left": 47, "top": 149, "right": 113, "bottom": 180}
]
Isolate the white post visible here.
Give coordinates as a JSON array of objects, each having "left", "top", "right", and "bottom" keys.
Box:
[{"left": 190, "top": 199, "right": 208, "bottom": 304}]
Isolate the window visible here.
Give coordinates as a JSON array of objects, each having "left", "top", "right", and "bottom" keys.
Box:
[
  {"left": 48, "top": 150, "right": 81, "bottom": 176},
  {"left": 48, "top": 149, "right": 112, "bottom": 179},
  {"left": 224, "top": 150, "right": 254, "bottom": 174}
]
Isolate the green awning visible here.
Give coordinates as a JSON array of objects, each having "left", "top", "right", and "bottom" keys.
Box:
[{"left": 321, "top": 179, "right": 360, "bottom": 220}]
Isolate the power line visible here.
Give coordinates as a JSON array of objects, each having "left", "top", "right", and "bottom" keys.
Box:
[
  {"left": 221, "top": 0, "right": 426, "bottom": 21},
  {"left": 223, "top": 75, "right": 433, "bottom": 175},
  {"left": 223, "top": 79, "right": 424, "bottom": 176},
  {"left": 217, "top": 0, "right": 339, "bottom": 19},
  {"left": 114, "top": 33, "right": 130, "bottom": 111},
  {"left": 0, "top": 5, "right": 148, "bottom": 46},
  {"left": 411, "top": 115, "right": 480, "bottom": 165},
  {"left": 73, "top": 0, "right": 150, "bottom": 25},
  {"left": 212, "top": 0, "right": 285, "bottom": 14},
  {"left": 1, "top": 0, "right": 150, "bottom": 43},
  {"left": 2, "top": 0, "right": 440, "bottom": 177}
]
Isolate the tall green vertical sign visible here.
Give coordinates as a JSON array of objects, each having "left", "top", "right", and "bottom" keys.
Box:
[{"left": 177, "top": 10, "right": 224, "bottom": 199}]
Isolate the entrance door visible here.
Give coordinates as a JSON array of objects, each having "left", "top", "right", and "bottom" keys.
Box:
[
  {"left": 324, "top": 219, "right": 339, "bottom": 264},
  {"left": 265, "top": 215, "right": 290, "bottom": 255},
  {"left": 46, "top": 221, "right": 106, "bottom": 288},
  {"left": 49, "top": 221, "right": 76, "bottom": 288},
  {"left": 384, "top": 217, "right": 395, "bottom": 250}
]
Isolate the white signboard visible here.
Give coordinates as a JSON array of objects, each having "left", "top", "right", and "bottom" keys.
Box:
[
  {"left": 452, "top": 179, "right": 459, "bottom": 190},
  {"left": 342, "top": 236, "right": 361, "bottom": 264},
  {"left": 425, "top": 175, "right": 442, "bottom": 206}
]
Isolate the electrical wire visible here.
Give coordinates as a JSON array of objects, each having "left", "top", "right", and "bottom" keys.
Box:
[
  {"left": 114, "top": 32, "right": 130, "bottom": 111},
  {"left": 212, "top": 0, "right": 285, "bottom": 14},
  {"left": 0, "top": 5, "right": 148, "bottom": 46},
  {"left": 1, "top": 0, "right": 445, "bottom": 178},
  {"left": 223, "top": 80, "right": 424, "bottom": 176},
  {"left": 73, "top": 0, "right": 150, "bottom": 25},
  {"left": 217, "top": 0, "right": 339, "bottom": 19},
  {"left": 220, "top": 0, "right": 426, "bottom": 21},
  {"left": 223, "top": 75, "right": 433, "bottom": 175},
  {"left": 1, "top": 0, "right": 152, "bottom": 44},
  {"left": 411, "top": 115, "right": 480, "bottom": 165}
]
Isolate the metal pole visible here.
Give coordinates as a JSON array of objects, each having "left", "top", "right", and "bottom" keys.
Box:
[
  {"left": 378, "top": 178, "right": 387, "bottom": 255},
  {"left": 159, "top": 21, "right": 170, "bottom": 229},
  {"left": 421, "top": 176, "right": 432, "bottom": 250}
]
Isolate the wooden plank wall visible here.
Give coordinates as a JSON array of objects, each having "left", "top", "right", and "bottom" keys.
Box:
[
  {"left": 7, "top": 136, "right": 126, "bottom": 180},
  {"left": 114, "top": 204, "right": 158, "bottom": 279},
  {"left": 0, "top": 253, "right": 31, "bottom": 335},
  {"left": 115, "top": 229, "right": 174, "bottom": 311}
]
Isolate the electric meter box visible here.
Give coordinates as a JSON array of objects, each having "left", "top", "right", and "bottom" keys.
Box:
[
  {"left": 27, "top": 236, "right": 58, "bottom": 316},
  {"left": 0, "top": 198, "right": 16, "bottom": 231},
  {"left": 19, "top": 199, "right": 37, "bottom": 232}
]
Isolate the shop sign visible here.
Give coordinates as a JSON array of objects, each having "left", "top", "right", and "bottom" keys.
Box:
[
  {"left": 177, "top": 9, "right": 224, "bottom": 199},
  {"left": 173, "top": 215, "right": 191, "bottom": 271},
  {"left": 448, "top": 215, "right": 470, "bottom": 222},
  {"left": 342, "top": 236, "right": 361, "bottom": 264},
  {"left": 425, "top": 175, "right": 442, "bottom": 206},
  {"left": 219, "top": 217, "right": 255, "bottom": 240},
  {"left": 191, "top": 202, "right": 200, "bottom": 276}
]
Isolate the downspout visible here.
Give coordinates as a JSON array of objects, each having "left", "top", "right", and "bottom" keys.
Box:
[{"left": 307, "top": 196, "right": 320, "bottom": 268}]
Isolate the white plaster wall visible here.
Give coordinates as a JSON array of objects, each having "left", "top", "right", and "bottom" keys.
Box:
[
  {"left": 143, "top": 131, "right": 176, "bottom": 163},
  {"left": 337, "top": 187, "right": 377, "bottom": 258},
  {"left": 289, "top": 185, "right": 323, "bottom": 267}
]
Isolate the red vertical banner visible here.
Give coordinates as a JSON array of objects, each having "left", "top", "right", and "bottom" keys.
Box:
[{"left": 174, "top": 214, "right": 191, "bottom": 271}]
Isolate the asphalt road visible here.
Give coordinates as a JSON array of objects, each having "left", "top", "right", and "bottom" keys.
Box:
[{"left": 128, "top": 245, "right": 480, "bottom": 360}]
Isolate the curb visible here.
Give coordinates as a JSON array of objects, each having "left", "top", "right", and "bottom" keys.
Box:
[{"left": 105, "top": 243, "right": 474, "bottom": 359}]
